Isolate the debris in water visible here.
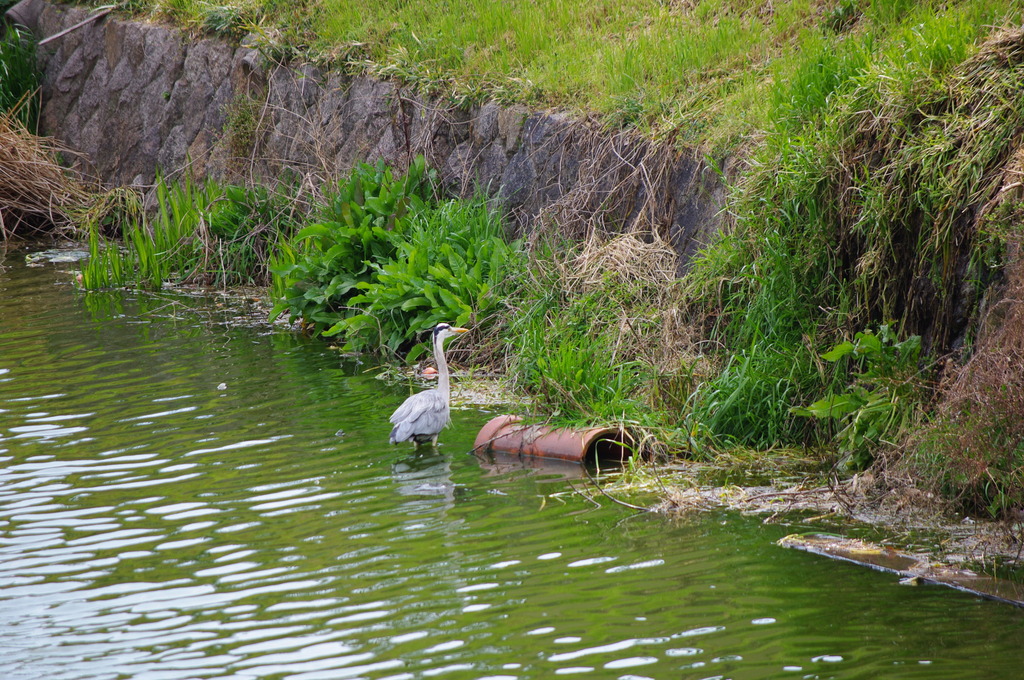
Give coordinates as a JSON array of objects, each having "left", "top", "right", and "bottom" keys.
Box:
[
  {"left": 778, "top": 533, "right": 1024, "bottom": 608},
  {"left": 25, "top": 249, "right": 89, "bottom": 265}
]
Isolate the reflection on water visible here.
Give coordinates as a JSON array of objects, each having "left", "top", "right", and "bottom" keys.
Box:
[{"left": 1, "top": 249, "right": 1023, "bottom": 680}]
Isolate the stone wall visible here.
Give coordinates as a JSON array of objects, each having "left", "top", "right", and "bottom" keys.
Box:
[{"left": 17, "top": 0, "right": 729, "bottom": 265}]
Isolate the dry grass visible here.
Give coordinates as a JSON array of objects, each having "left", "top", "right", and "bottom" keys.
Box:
[
  {"left": 561, "top": 230, "right": 677, "bottom": 293},
  {"left": 527, "top": 121, "right": 679, "bottom": 245},
  {"left": 0, "top": 110, "right": 87, "bottom": 240},
  {"left": 565, "top": 230, "right": 710, "bottom": 379},
  {"left": 529, "top": 221, "right": 716, "bottom": 431},
  {"left": 524, "top": 117, "right": 708, "bottom": 378}
]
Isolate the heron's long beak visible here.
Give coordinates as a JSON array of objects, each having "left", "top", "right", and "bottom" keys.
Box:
[{"left": 452, "top": 327, "right": 469, "bottom": 334}]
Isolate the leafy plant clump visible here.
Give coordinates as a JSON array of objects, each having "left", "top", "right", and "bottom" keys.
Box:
[
  {"left": 269, "top": 156, "right": 435, "bottom": 335},
  {"left": 326, "top": 197, "right": 522, "bottom": 358},
  {"left": 271, "top": 156, "right": 524, "bottom": 359},
  {"left": 792, "top": 326, "right": 926, "bottom": 470}
]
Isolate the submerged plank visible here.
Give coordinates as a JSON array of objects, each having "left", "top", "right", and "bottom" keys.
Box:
[{"left": 779, "top": 533, "right": 1024, "bottom": 608}]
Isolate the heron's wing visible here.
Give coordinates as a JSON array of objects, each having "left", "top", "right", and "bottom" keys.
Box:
[
  {"left": 390, "top": 389, "right": 441, "bottom": 424},
  {"left": 389, "top": 389, "right": 450, "bottom": 442}
]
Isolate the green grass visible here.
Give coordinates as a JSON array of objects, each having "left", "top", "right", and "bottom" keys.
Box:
[
  {"left": 81, "top": 176, "right": 301, "bottom": 290},
  {"left": 317, "top": 0, "right": 787, "bottom": 131},
  {"left": 82, "top": 0, "right": 1014, "bottom": 150},
  {"left": 684, "top": 1, "right": 1023, "bottom": 452},
  {"left": 507, "top": 273, "right": 648, "bottom": 424},
  {"left": 0, "top": 26, "right": 39, "bottom": 128},
  {"left": 303, "top": 0, "right": 843, "bottom": 147}
]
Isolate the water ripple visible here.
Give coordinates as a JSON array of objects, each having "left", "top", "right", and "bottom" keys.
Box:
[{"left": 1, "top": 257, "right": 1022, "bottom": 680}]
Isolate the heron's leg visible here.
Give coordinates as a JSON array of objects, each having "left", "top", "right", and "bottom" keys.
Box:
[{"left": 430, "top": 434, "right": 439, "bottom": 447}]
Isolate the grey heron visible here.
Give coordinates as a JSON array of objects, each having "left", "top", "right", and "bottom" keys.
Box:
[{"left": 389, "top": 323, "right": 469, "bottom": 446}]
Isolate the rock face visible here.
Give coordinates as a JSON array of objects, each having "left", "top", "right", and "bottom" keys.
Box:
[{"left": 25, "top": 0, "right": 727, "bottom": 264}]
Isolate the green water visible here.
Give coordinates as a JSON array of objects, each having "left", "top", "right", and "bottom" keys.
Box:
[{"left": 0, "top": 248, "right": 1021, "bottom": 680}]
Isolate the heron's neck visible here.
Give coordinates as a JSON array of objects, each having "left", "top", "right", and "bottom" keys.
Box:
[{"left": 434, "top": 333, "right": 450, "bottom": 399}]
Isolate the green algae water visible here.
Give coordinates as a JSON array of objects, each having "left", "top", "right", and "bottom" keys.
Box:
[{"left": 1, "top": 248, "right": 1021, "bottom": 680}]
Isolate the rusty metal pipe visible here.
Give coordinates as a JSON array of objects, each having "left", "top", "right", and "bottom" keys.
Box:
[{"left": 473, "top": 415, "right": 633, "bottom": 464}]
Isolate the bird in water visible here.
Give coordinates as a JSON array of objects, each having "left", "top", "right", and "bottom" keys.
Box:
[{"left": 389, "top": 323, "right": 469, "bottom": 446}]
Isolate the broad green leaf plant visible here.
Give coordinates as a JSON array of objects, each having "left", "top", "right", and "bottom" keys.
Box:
[
  {"left": 792, "top": 325, "right": 926, "bottom": 469},
  {"left": 270, "top": 156, "right": 434, "bottom": 334},
  {"left": 272, "top": 157, "right": 522, "bottom": 358}
]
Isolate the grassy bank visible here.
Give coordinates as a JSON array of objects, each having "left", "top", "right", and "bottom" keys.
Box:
[
  {"left": 92, "top": 0, "right": 1019, "bottom": 152},
  {"left": 684, "top": 18, "right": 1024, "bottom": 515},
  {"left": 9, "top": 1, "right": 1024, "bottom": 519}
]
